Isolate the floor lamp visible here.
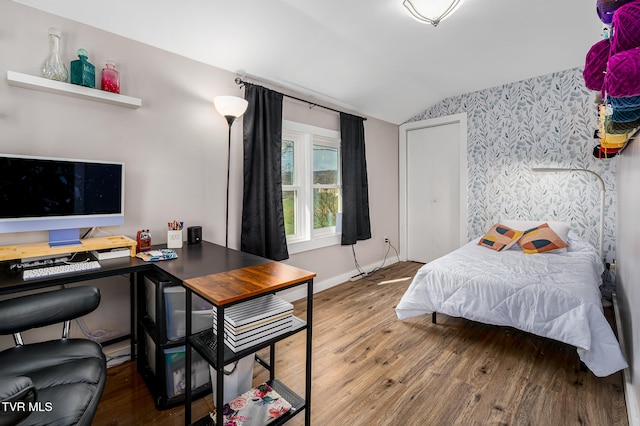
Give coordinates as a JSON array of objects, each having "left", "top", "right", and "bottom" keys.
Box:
[
  {"left": 214, "top": 95, "right": 248, "bottom": 248},
  {"left": 531, "top": 167, "right": 605, "bottom": 260}
]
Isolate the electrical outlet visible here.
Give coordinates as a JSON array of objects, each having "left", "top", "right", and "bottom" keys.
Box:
[{"left": 384, "top": 236, "right": 390, "bottom": 244}]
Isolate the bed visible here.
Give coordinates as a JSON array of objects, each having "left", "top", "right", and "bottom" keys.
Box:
[{"left": 395, "top": 223, "right": 628, "bottom": 377}]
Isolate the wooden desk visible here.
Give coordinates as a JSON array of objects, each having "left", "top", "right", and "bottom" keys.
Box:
[
  {"left": 0, "top": 252, "right": 150, "bottom": 354},
  {"left": 0, "top": 241, "right": 285, "bottom": 361},
  {"left": 183, "top": 262, "right": 315, "bottom": 426},
  {"left": 0, "top": 241, "right": 269, "bottom": 295}
]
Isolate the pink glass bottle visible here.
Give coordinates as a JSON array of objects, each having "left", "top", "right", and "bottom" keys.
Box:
[{"left": 101, "top": 61, "right": 120, "bottom": 94}]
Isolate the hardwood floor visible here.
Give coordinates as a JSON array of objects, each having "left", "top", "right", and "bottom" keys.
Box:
[{"left": 93, "top": 262, "right": 627, "bottom": 425}]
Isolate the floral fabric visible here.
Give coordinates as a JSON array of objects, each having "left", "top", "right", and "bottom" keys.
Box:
[{"left": 209, "top": 382, "right": 292, "bottom": 425}]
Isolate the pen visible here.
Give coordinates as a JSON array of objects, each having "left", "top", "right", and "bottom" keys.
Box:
[{"left": 168, "top": 220, "right": 184, "bottom": 230}]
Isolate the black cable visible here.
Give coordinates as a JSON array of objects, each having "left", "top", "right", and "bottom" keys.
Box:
[
  {"left": 350, "top": 240, "right": 401, "bottom": 280},
  {"left": 351, "top": 245, "right": 365, "bottom": 276}
]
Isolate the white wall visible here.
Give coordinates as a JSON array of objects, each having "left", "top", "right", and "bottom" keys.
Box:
[
  {"left": 616, "top": 137, "right": 640, "bottom": 424},
  {"left": 0, "top": 2, "right": 399, "bottom": 348}
]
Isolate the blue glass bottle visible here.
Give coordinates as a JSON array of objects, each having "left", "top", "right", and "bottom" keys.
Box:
[{"left": 70, "top": 48, "right": 95, "bottom": 88}]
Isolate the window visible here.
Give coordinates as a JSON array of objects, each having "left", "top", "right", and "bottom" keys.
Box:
[{"left": 282, "top": 120, "right": 341, "bottom": 253}]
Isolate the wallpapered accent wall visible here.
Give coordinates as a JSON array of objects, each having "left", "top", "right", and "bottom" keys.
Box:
[{"left": 408, "top": 67, "right": 616, "bottom": 262}]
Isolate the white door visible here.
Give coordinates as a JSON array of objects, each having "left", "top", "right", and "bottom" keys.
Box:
[{"left": 399, "top": 114, "right": 467, "bottom": 263}]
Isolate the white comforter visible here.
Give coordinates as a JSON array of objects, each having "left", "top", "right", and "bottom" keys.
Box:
[{"left": 395, "top": 235, "right": 628, "bottom": 377}]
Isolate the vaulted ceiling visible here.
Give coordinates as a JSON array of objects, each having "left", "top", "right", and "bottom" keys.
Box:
[{"left": 13, "top": 0, "right": 602, "bottom": 124}]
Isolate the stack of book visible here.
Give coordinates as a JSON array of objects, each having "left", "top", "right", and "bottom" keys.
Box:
[{"left": 213, "top": 295, "right": 293, "bottom": 352}]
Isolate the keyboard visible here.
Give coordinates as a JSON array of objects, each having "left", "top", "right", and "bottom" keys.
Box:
[{"left": 22, "top": 261, "right": 101, "bottom": 281}]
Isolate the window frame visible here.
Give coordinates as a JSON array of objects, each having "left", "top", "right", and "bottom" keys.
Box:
[{"left": 282, "top": 120, "right": 341, "bottom": 254}]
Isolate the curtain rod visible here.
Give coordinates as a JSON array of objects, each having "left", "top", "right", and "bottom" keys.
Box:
[{"left": 234, "top": 78, "right": 367, "bottom": 121}]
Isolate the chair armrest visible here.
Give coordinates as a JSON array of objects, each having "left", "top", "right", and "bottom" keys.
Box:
[
  {"left": 0, "top": 286, "right": 101, "bottom": 335},
  {"left": 0, "top": 376, "right": 36, "bottom": 425}
]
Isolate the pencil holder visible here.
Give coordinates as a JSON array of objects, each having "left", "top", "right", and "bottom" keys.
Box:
[{"left": 167, "top": 230, "right": 183, "bottom": 248}]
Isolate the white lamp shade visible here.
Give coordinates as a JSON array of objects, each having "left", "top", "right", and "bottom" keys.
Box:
[
  {"left": 214, "top": 95, "right": 248, "bottom": 119},
  {"left": 403, "top": 0, "right": 466, "bottom": 26}
]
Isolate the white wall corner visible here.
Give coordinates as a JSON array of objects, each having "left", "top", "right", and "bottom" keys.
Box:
[{"left": 614, "top": 293, "right": 639, "bottom": 426}]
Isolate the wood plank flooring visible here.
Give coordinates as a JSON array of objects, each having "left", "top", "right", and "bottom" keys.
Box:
[{"left": 93, "top": 262, "right": 627, "bottom": 425}]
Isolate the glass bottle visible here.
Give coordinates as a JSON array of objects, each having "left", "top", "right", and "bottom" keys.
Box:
[
  {"left": 41, "top": 27, "right": 68, "bottom": 82},
  {"left": 101, "top": 61, "right": 120, "bottom": 94},
  {"left": 70, "top": 48, "right": 95, "bottom": 88}
]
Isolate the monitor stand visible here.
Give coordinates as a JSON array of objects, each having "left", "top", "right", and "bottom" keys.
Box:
[{"left": 49, "top": 228, "right": 81, "bottom": 247}]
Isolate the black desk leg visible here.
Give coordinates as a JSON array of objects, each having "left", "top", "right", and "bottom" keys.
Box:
[
  {"left": 185, "top": 289, "right": 193, "bottom": 425},
  {"left": 215, "top": 304, "right": 225, "bottom": 426},
  {"left": 130, "top": 272, "right": 136, "bottom": 360},
  {"left": 305, "top": 279, "right": 313, "bottom": 425},
  {"left": 269, "top": 342, "right": 276, "bottom": 382}
]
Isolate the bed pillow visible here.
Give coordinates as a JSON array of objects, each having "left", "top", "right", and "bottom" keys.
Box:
[
  {"left": 517, "top": 223, "right": 569, "bottom": 254},
  {"left": 499, "top": 219, "right": 571, "bottom": 251},
  {"left": 478, "top": 224, "right": 524, "bottom": 251},
  {"left": 499, "top": 219, "right": 571, "bottom": 242}
]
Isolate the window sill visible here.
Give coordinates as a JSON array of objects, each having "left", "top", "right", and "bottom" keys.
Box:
[{"left": 287, "top": 234, "right": 341, "bottom": 254}]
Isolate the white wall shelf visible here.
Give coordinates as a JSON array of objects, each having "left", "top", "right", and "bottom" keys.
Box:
[{"left": 6, "top": 70, "right": 142, "bottom": 109}]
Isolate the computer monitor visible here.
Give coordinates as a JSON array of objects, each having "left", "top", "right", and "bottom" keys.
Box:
[{"left": 0, "top": 153, "right": 125, "bottom": 247}]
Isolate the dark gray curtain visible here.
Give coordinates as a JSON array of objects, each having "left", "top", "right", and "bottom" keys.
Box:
[
  {"left": 240, "top": 84, "right": 289, "bottom": 261},
  {"left": 340, "top": 113, "right": 371, "bottom": 245}
]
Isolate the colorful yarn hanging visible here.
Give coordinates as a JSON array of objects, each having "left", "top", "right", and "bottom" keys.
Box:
[
  {"left": 610, "top": 0, "right": 640, "bottom": 55},
  {"left": 597, "top": 0, "right": 636, "bottom": 24},
  {"left": 612, "top": 106, "right": 640, "bottom": 122},
  {"left": 601, "top": 131, "right": 630, "bottom": 147},
  {"left": 593, "top": 144, "right": 620, "bottom": 158},
  {"left": 605, "top": 115, "right": 640, "bottom": 133},
  {"left": 598, "top": 104, "right": 630, "bottom": 148},
  {"left": 605, "top": 48, "right": 640, "bottom": 97},
  {"left": 609, "top": 94, "right": 640, "bottom": 109},
  {"left": 584, "top": 38, "right": 610, "bottom": 90}
]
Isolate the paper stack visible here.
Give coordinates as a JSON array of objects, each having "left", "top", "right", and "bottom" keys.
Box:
[{"left": 213, "top": 295, "right": 293, "bottom": 352}]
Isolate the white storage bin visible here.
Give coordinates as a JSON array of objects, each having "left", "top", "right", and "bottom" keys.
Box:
[
  {"left": 210, "top": 355, "right": 254, "bottom": 406},
  {"left": 144, "top": 276, "right": 213, "bottom": 340},
  {"left": 165, "top": 345, "right": 210, "bottom": 398},
  {"left": 165, "top": 286, "right": 213, "bottom": 340}
]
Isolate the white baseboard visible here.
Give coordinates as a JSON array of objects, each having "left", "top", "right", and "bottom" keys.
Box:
[
  {"left": 277, "top": 258, "right": 400, "bottom": 303},
  {"left": 613, "top": 293, "right": 640, "bottom": 426}
]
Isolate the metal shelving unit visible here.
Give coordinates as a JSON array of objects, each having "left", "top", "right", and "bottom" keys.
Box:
[{"left": 183, "top": 262, "right": 314, "bottom": 426}]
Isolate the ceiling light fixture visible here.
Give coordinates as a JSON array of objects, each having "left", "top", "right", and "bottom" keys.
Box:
[{"left": 403, "top": 0, "right": 466, "bottom": 27}]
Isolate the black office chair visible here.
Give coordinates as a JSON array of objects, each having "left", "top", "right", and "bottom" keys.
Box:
[{"left": 0, "top": 286, "right": 107, "bottom": 426}]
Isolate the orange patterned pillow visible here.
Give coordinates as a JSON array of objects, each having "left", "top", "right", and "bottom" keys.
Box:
[
  {"left": 478, "top": 224, "right": 524, "bottom": 251},
  {"left": 518, "top": 223, "right": 569, "bottom": 254}
]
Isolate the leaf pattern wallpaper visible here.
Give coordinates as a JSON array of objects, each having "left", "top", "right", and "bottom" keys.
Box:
[{"left": 408, "top": 67, "right": 616, "bottom": 261}]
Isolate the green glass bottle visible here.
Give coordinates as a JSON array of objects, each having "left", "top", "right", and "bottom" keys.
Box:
[{"left": 70, "top": 48, "right": 95, "bottom": 88}]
